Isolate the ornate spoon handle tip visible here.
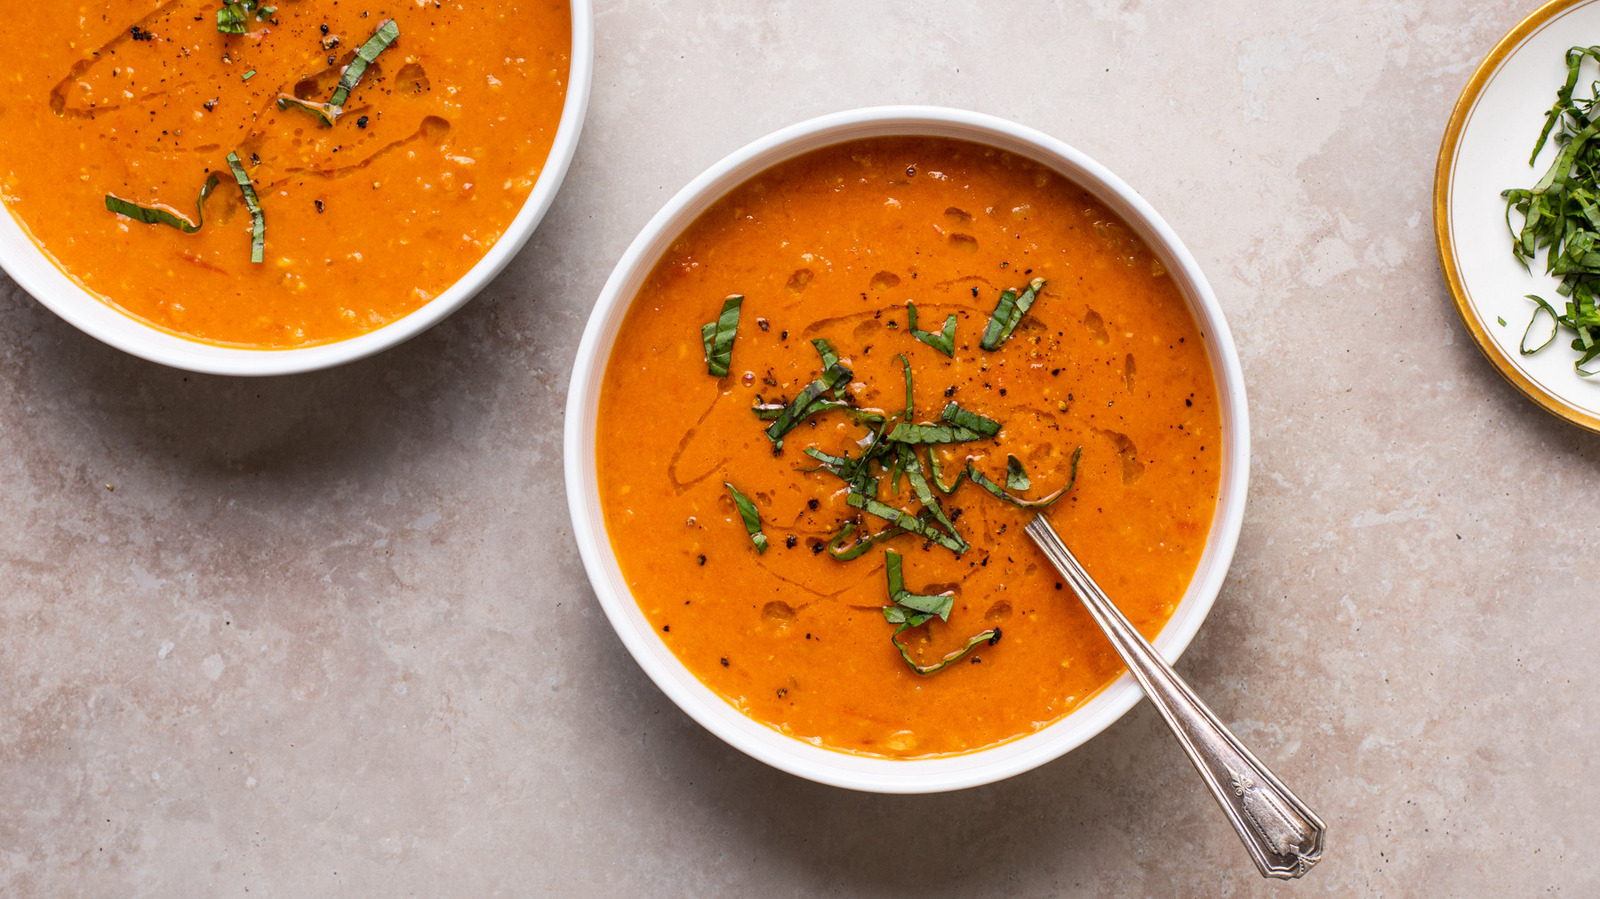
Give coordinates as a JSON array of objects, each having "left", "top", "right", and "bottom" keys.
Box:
[{"left": 1025, "top": 515, "right": 1325, "bottom": 880}]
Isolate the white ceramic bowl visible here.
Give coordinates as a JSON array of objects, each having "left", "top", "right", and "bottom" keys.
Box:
[
  {"left": 0, "top": 1, "right": 593, "bottom": 377},
  {"left": 565, "top": 106, "right": 1249, "bottom": 793}
]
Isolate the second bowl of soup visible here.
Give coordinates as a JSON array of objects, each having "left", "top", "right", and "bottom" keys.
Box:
[{"left": 0, "top": 0, "right": 592, "bottom": 374}]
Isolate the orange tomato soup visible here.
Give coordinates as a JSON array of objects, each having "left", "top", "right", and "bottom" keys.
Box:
[
  {"left": 0, "top": 0, "right": 570, "bottom": 347},
  {"left": 597, "top": 136, "right": 1220, "bottom": 758}
]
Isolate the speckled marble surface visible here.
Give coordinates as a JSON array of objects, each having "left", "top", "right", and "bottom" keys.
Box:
[{"left": 2, "top": 0, "right": 1593, "bottom": 895}]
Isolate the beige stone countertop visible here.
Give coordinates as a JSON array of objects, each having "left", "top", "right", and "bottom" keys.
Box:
[{"left": 2, "top": 1, "right": 1591, "bottom": 895}]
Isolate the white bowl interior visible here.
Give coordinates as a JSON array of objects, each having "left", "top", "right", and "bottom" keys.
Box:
[
  {"left": 0, "top": 0, "right": 594, "bottom": 377},
  {"left": 564, "top": 106, "right": 1249, "bottom": 793}
]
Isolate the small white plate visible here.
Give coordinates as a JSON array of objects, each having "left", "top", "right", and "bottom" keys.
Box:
[{"left": 1436, "top": 0, "right": 1600, "bottom": 432}]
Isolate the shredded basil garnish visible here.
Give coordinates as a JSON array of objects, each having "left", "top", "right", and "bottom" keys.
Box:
[
  {"left": 225, "top": 151, "right": 265, "bottom": 263},
  {"left": 1503, "top": 47, "right": 1600, "bottom": 376},
  {"left": 764, "top": 363, "right": 853, "bottom": 446},
  {"left": 759, "top": 400, "right": 882, "bottom": 426},
  {"left": 897, "top": 446, "right": 963, "bottom": 548},
  {"left": 764, "top": 331, "right": 1081, "bottom": 565},
  {"left": 883, "top": 550, "right": 953, "bottom": 621},
  {"left": 812, "top": 338, "right": 840, "bottom": 370},
  {"left": 276, "top": 96, "right": 337, "bottom": 128},
  {"left": 907, "top": 302, "right": 957, "bottom": 356},
  {"left": 886, "top": 398, "right": 998, "bottom": 445},
  {"left": 939, "top": 402, "right": 1001, "bottom": 437},
  {"left": 899, "top": 354, "right": 915, "bottom": 419},
  {"left": 978, "top": 278, "right": 1045, "bottom": 351},
  {"left": 881, "top": 550, "right": 998, "bottom": 675},
  {"left": 104, "top": 172, "right": 221, "bottom": 234},
  {"left": 699, "top": 294, "right": 743, "bottom": 377},
  {"left": 825, "top": 521, "right": 906, "bottom": 560},
  {"left": 724, "top": 482, "right": 768, "bottom": 554},
  {"left": 216, "top": 0, "right": 273, "bottom": 34},
  {"left": 1005, "top": 454, "right": 1029, "bottom": 491},
  {"left": 924, "top": 446, "right": 967, "bottom": 495},
  {"left": 328, "top": 19, "right": 400, "bottom": 112},
  {"left": 884, "top": 422, "right": 989, "bottom": 445},
  {"left": 276, "top": 19, "right": 399, "bottom": 126},
  {"left": 802, "top": 446, "right": 856, "bottom": 474},
  {"left": 846, "top": 491, "right": 966, "bottom": 553},
  {"left": 1521, "top": 295, "right": 1561, "bottom": 354},
  {"left": 965, "top": 447, "right": 1080, "bottom": 509}
]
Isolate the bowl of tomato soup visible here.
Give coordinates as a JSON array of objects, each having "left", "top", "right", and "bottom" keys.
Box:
[
  {"left": 0, "top": 0, "right": 592, "bottom": 375},
  {"left": 565, "top": 107, "right": 1248, "bottom": 793}
]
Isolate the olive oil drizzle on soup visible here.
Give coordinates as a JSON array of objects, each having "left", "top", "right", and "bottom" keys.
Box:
[
  {"left": 597, "top": 136, "right": 1221, "bottom": 759},
  {"left": 0, "top": 0, "right": 570, "bottom": 347}
]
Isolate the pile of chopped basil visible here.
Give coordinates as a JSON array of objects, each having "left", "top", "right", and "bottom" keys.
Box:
[
  {"left": 699, "top": 282, "right": 1080, "bottom": 674},
  {"left": 1504, "top": 46, "right": 1600, "bottom": 375}
]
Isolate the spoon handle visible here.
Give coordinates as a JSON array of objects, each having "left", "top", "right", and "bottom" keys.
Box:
[{"left": 1025, "top": 515, "right": 1325, "bottom": 880}]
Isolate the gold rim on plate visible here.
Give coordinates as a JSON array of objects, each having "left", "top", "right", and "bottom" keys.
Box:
[{"left": 1434, "top": 0, "right": 1600, "bottom": 433}]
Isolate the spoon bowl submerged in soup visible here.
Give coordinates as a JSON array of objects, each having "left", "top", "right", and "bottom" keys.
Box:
[{"left": 585, "top": 121, "right": 1235, "bottom": 767}]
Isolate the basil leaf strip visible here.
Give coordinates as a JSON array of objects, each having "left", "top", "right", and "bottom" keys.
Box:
[
  {"left": 770, "top": 402, "right": 880, "bottom": 425},
  {"left": 216, "top": 0, "right": 273, "bottom": 33},
  {"left": 216, "top": 2, "right": 251, "bottom": 33},
  {"left": 978, "top": 278, "right": 1045, "bottom": 351},
  {"left": 907, "top": 302, "right": 957, "bottom": 356},
  {"left": 898, "top": 446, "right": 965, "bottom": 551},
  {"left": 847, "top": 492, "right": 966, "bottom": 553},
  {"left": 802, "top": 446, "right": 857, "bottom": 481},
  {"left": 900, "top": 354, "right": 914, "bottom": 420},
  {"left": 812, "top": 338, "right": 840, "bottom": 370},
  {"left": 887, "top": 447, "right": 907, "bottom": 493},
  {"left": 889, "top": 625, "right": 1001, "bottom": 676},
  {"left": 276, "top": 96, "right": 338, "bottom": 128},
  {"left": 700, "top": 294, "right": 743, "bottom": 377},
  {"left": 924, "top": 446, "right": 967, "bottom": 495},
  {"left": 225, "top": 151, "right": 265, "bottom": 263},
  {"left": 1005, "top": 454, "right": 1030, "bottom": 491},
  {"left": 1522, "top": 295, "right": 1561, "bottom": 354},
  {"left": 328, "top": 19, "right": 401, "bottom": 112},
  {"left": 881, "top": 550, "right": 998, "bottom": 675},
  {"left": 764, "top": 362, "right": 853, "bottom": 446},
  {"left": 825, "top": 521, "right": 906, "bottom": 560},
  {"left": 965, "top": 446, "right": 1081, "bottom": 509},
  {"left": 104, "top": 172, "right": 221, "bottom": 234},
  {"left": 940, "top": 402, "right": 1000, "bottom": 437},
  {"left": 724, "top": 482, "right": 768, "bottom": 554},
  {"left": 883, "top": 422, "right": 986, "bottom": 445},
  {"left": 883, "top": 551, "right": 953, "bottom": 620}
]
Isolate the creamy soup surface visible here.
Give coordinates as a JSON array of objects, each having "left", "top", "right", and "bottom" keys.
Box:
[{"left": 597, "top": 136, "right": 1221, "bottom": 758}]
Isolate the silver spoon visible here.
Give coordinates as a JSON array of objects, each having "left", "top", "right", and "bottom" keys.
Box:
[{"left": 1025, "top": 515, "right": 1325, "bottom": 879}]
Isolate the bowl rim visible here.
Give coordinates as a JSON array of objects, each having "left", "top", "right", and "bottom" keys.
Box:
[
  {"left": 0, "top": 0, "right": 594, "bottom": 377},
  {"left": 563, "top": 105, "right": 1250, "bottom": 793}
]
